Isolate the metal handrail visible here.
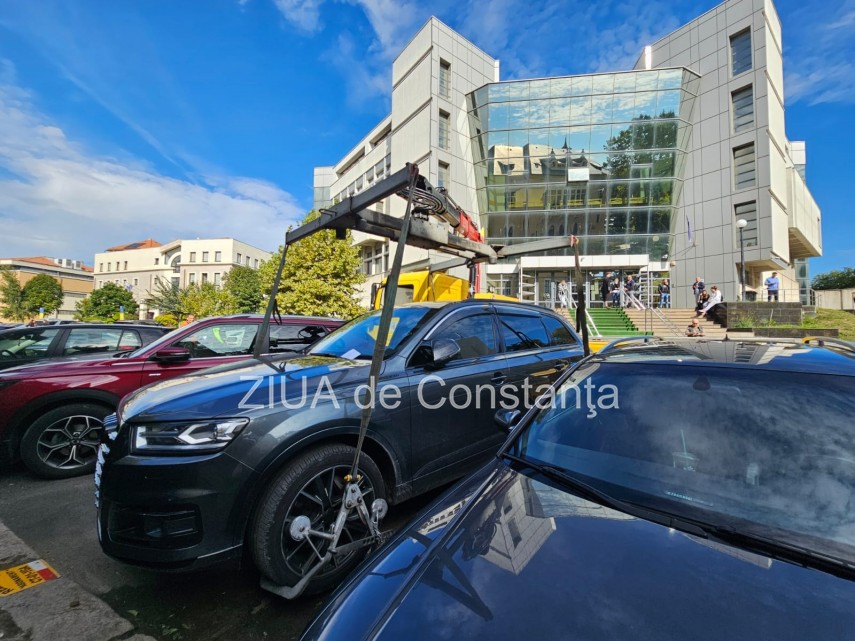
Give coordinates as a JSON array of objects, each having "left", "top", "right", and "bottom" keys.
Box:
[
  {"left": 625, "top": 290, "right": 646, "bottom": 310},
  {"left": 650, "top": 306, "right": 684, "bottom": 337},
  {"left": 585, "top": 310, "right": 601, "bottom": 337}
]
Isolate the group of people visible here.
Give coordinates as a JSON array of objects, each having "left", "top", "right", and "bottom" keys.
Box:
[{"left": 686, "top": 277, "right": 720, "bottom": 336}]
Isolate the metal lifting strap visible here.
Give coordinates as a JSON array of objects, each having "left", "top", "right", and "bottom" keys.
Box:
[
  {"left": 254, "top": 244, "right": 289, "bottom": 360},
  {"left": 350, "top": 164, "right": 420, "bottom": 479}
]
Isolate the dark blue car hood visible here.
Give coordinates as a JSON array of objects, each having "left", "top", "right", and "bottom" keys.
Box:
[{"left": 303, "top": 461, "right": 855, "bottom": 641}]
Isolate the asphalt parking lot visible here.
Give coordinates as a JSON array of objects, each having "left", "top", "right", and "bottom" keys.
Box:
[{"left": 0, "top": 464, "right": 443, "bottom": 641}]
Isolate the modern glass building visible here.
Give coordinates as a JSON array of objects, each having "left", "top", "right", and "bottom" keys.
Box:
[
  {"left": 315, "top": 0, "right": 821, "bottom": 309},
  {"left": 469, "top": 69, "right": 699, "bottom": 262}
]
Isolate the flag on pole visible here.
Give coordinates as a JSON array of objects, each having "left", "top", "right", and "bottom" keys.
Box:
[{"left": 686, "top": 214, "right": 694, "bottom": 245}]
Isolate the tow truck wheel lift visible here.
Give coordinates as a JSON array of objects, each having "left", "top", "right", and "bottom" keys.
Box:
[{"left": 254, "top": 163, "right": 589, "bottom": 599}]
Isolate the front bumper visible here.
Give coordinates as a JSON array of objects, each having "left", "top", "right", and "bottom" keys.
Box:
[{"left": 97, "top": 443, "right": 258, "bottom": 571}]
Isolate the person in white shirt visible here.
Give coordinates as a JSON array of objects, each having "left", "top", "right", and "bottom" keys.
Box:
[{"left": 700, "top": 285, "right": 722, "bottom": 317}]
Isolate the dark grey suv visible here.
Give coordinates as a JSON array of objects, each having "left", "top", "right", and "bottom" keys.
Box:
[{"left": 97, "top": 300, "right": 583, "bottom": 592}]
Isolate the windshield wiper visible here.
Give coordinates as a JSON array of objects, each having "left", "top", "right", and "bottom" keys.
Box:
[
  {"left": 500, "top": 452, "right": 636, "bottom": 514},
  {"left": 689, "top": 522, "right": 855, "bottom": 580},
  {"left": 500, "top": 455, "right": 855, "bottom": 579}
]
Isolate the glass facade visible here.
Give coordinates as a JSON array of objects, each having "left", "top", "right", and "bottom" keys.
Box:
[{"left": 467, "top": 68, "right": 699, "bottom": 261}]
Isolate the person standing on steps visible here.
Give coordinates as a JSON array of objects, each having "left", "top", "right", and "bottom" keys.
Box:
[
  {"left": 658, "top": 278, "right": 671, "bottom": 309},
  {"left": 765, "top": 272, "right": 780, "bottom": 302},
  {"left": 692, "top": 277, "right": 705, "bottom": 304}
]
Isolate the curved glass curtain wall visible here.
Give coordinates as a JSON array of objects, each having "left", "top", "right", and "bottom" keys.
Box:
[{"left": 467, "top": 68, "right": 700, "bottom": 259}]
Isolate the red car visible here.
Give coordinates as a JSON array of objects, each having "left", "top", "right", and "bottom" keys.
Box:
[{"left": 0, "top": 314, "right": 342, "bottom": 479}]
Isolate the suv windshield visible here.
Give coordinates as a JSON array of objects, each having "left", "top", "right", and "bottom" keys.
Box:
[
  {"left": 308, "top": 306, "right": 439, "bottom": 359},
  {"left": 510, "top": 362, "right": 855, "bottom": 564}
]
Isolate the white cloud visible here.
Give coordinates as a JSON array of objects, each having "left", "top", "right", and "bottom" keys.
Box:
[
  {"left": 785, "top": 1, "right": 855, "bottom": 106},
  {"left": 0, "top": 80, "right": 304, "bottom": 262},
  {"left": 272, "top": 0, "right": 327, "bottom": 33}
]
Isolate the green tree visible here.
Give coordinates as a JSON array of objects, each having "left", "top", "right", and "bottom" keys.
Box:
[
  {"left": 76, "top": 282, "right": 138, "bottom": 321},
  {"left": 180, "top": 282, "right": 237, "bottom": 318},
  {"left": 258, "top": 210, "right": 365, "bottom": 318},
  {"left": 23, "top": 274, "right": 64, "bottom": 317},
  {"left": 223, "top": 265, "right": 263, "bottom": 313},
  {"left": 812, "top": 267, "right": 855, "bottom": 290},
  {"left": 145, "top": 278, "right": 184, "bottom": 318},
  {"left": 0, "top": 267, "right": 28, "bottom": 322}
]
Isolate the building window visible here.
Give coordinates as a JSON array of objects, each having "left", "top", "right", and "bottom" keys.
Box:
[
  {"left": 732, "top": 86, "right": 754, "bottom": 133},
  {"left": 202, "top": 251, "right": 209, "bottom": 262},
  {"left": 189, "top": 273, "right": 196, "bottom": 285},
  {"left": 154, "top": 258, "right": 159, "bottom": 265},
  {"left": 439, "top": 60, "right": 451, "bottom": 99},
  {"left": 730, "top": 29, "right": 752, "bottom": 76},
  {"left": 123, "top": 261, "right": 128, "bottom": 270},
  {"left": 107, "top": 262, "right": 111, "bottom": 272},
  {"left": 733, "top": 143, "right": 756, "bottom": 189},
  {"left": 245, "top": 255, "right": 250, "bottom": 266},
  {"left": 361, "top": 242, "right": 389, "bottom": 276},
  {"left": 133, "top": 278, "right": 139, "bottom": 286},
  {"left": 99, "top": 263, "right": 103, "bottom": 272},
  {"left": 439, "top": 110, "right": 451, "bottom": 150},
  {"left": 214, "top": 272, "right": 221, "bottom": 286},
  {"left": 201, "top": 273, "right": 208, "bottom": 284},
  {"left": 254, "top": 259, "right": 259, "bottom": 269},
  {"left": 189, "top": 252, "right": 196, "bottom": 262},
  {"left": 438, "top": 162, "right": 450, "bottom": 189},
  {"left": 215, "top": 251, "right": 222, "bottom": 262},
  {"left": 236, "top": 252, "right": 242, "bottom": 264},
  {"left": 735, "top": 202, "right": 758, "bottom": 247}
]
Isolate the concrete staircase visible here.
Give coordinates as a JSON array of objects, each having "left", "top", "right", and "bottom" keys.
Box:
[{"left": 623, "top": 308, "right": 728, "bottom": 338}]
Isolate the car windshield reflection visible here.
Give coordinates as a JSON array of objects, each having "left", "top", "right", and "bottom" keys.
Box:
[
  {"left": 510, "top": 363, "right": 855, "bottom": 565},
  {"left": 308, "top": 306, "right": 439, "bottom": 359}
]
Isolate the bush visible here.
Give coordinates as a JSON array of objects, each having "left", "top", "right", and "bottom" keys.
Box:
[{"left": 154, "top": 312, "right": 178, "bottom": 328}]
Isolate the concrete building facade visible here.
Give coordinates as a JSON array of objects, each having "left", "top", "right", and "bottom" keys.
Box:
[
  {"left": 0, "top": 257, "right": 94, "bottom": 321},
  {"left": 93, "top": 238, "right": 271, "bottom": 318},
  {"left": 315, "top": 0, "right": 821, "bottom": 309}
]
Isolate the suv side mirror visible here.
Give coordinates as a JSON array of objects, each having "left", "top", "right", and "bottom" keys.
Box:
[
  {"left": 426, "top": 338, "right": 460, "bottom": 369},
  {"left": 152, "top": 346, "right": 191, "bottom": 363},
  {"left": 494, "top": 409, "right": 521, "bottom": 433}
]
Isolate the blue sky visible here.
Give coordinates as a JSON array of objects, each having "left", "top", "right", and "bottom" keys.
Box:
[{"left": 0, "top": 0, "right": 852, "bottom": 277}]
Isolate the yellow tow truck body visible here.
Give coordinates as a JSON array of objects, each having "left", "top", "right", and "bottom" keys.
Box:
[{"left": 372, "top": 271, "right": 517, "bottom": 309}]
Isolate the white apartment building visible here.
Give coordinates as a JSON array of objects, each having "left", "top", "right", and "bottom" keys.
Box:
[
  {"left": 93, "top": 238, "right": 271, "bottom": 317},
  {"left": 315, "top": 0, "right": 821, "bottom": 309}
]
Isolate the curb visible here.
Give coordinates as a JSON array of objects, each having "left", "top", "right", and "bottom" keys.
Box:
[{"left": 0, "top": 519, "right": 156, "bottom": 641}]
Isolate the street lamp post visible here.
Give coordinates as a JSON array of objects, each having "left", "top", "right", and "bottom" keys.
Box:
[{"left": 736, "top": 219, "right": 748, "bottom": 301}]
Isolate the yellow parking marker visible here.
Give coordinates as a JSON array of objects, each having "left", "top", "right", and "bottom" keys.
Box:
[{"left": 0, "top": 560, "right": 60, "bottom": 597}]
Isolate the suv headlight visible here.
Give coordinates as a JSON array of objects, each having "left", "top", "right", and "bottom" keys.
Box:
[{"left": 132, "top": 419, "right": 249, "bottom": 454}]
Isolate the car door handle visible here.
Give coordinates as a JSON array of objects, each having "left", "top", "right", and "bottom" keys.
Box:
[
  {"left": 490, "top": 373, "right": 507, "bottom": 385},
  {"left": 554, "top": 360, "right": 570, "bottom": 372}
]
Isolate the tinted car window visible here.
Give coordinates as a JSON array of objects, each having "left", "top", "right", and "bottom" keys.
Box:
[
  {"left": 174, "top": 324, "right": 259, "bottom": 358},
  {"left": 432, "top": 314, "right": 497, "bottom": 361},
  {"left": 499, "top": 314, "right": 549, "bottom": 352},
  {"left": 63, "top": 328, "right": 124, "bottom": 356},
  {"left": 542, "top": 315, "right": 575, "bottom": 346},
  {"left": 0, "top": 328, "right": 60, "bottom": 361},
  {"left": 270, "top": 324, "right": 328, "bottom": 354}
]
